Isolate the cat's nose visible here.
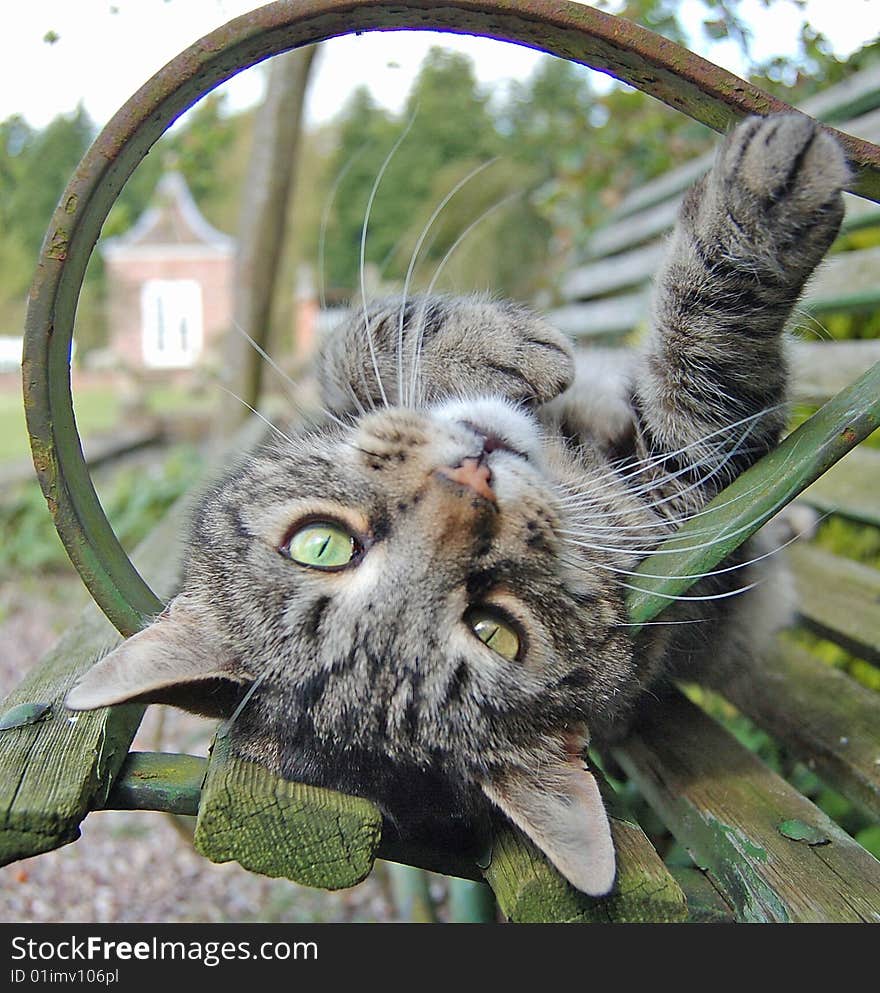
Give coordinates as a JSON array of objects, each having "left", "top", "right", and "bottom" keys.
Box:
[{"left": 436, "top": 456, "right": 496, "bottom": 503}]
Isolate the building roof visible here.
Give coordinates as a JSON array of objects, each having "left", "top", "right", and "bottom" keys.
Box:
[{"left": 102, "top": 171, "right": 235, "bottom": 260}]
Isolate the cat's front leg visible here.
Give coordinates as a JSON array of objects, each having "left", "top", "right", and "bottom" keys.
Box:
[
  {"left": 317, "top": 295, "right": 574, "bottom": 415},
  {"left": 634, "top": 114, "right": 850, "bottom": 494}
]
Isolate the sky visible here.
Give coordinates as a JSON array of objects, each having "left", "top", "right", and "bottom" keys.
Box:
[{"left": 0, "top": 0, "right": 877, "bottom": 132}]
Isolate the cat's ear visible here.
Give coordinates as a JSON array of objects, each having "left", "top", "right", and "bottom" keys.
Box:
[
  {"left": 480, "top": 755, "right": 616, "bottom": 897},
  {"left": 65, "top": 594, "right": 252, "bottom": 718}
]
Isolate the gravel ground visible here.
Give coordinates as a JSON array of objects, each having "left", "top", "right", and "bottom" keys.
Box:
[{"left": 0, "top": 573, "right": 401, "bottom": 924}]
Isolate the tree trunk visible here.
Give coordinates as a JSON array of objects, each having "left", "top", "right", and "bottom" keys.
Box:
[{"left": 221, "top": 45, "right": 318, "bottom": 430}]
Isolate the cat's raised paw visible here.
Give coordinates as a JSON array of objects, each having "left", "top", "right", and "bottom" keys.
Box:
[{"left": 721, "top": 113, "right": 849, "bottom": 214}]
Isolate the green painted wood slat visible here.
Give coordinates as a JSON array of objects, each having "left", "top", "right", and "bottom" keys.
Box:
[
  {"left": 613, "top": 689, "right": 880, "bottom": 922},
  {"left": 723, "top": 638, "right": 880, "bottom": 820},
  {"left": 788, "top": 544, "right": 880, "bottom": 666}
]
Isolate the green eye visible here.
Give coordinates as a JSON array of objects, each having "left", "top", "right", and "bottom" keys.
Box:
[
  {"left": 283, "top": 521, "right": 358, "bottom": 570},
  {"left": 467, "top": 608, "right": 522, "bottom": 661}
]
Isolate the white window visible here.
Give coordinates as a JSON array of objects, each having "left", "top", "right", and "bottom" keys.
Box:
[{"left": 140, "top": 279, "right": 204, "bottom": 368}]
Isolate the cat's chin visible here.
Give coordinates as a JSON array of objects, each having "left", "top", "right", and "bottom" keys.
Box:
[{"left": 429, "top": 396, "right": 544, "bottom": 465}]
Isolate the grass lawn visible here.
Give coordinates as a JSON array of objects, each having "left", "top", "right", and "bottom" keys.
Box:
[
  {"left": 0, "top": 383, "right": 123, "bottom": 465},
  {"left": 0, "top": 380, "right": 216, "bottom": 466}
]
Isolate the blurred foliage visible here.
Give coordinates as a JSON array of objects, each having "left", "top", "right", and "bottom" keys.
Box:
[
  {"left": 313, "top": 1, "right": 879, "bottom": 301},
  {"left": 320, "top": 51, "right": 502, "bottom": 293},
  {"left": 0, "top": 446, "right": 204, "bottom": 579}
]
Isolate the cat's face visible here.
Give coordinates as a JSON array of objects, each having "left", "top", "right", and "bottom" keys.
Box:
[
  {"left": 67, "top": 392, "right": 633, "bottom": 895},
  {"left": 198, "top": 398, "right": 633, "bottom": 760}
]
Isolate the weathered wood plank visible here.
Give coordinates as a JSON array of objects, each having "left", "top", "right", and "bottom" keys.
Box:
[
  {"left": 560, "top": 242, "right": 665, "bottom": 300},
  {"left": 802, "top": 445, "right": 880, "bottom": 527},
  {"left": 102, "top": 750, "right": 485, "bottom": 883},
  {"left": 105, "top": 743, "right": 689, "bottom": 913},
  {"left": 551, "top": 336, "right": 880, "bottom": 409},
  {"left": 587, "top": 198, "right": 680, "bottom": 258},
  {"left": 585, "top": 187, "right": 880, "bottom": 263},
  {"left": 787, "top": 544, "right": 880, "bottom": 666},
  {"left": 483, "top": 808, "right": 688, "bottom": 923},
  {"left": 550, "top": 323, "right": 880, "bottom": 409},
  {"left": 723, "top": 638, "right": 880, "bottom": 819},
  {"left": 668, "top": 867, "right": 736, "bottom": 923},
  {"left": 547, "top": 292, "right": 648, "bottom": 339},
  {"left": 565, "top": 241, "right": 880, "bottom": 320},
  {"left": 613, "top": 689, "right": 880, "bottom": 922},
  {"left": 789, "top": 341, "right": 880, "bottom": 405},
  {"left": 193, "top": 729, "right": 383, "bottom": 891},
  {"left": 804, "top": 245, "right": 880, "bottom": 314},
  {"left": 0, "top": 510, "right": 183, "bottom": 866},
  {"left": 803, "top": 67, "right": 880, "bottom": 126},
  {"left": 608, "top": 158, "right": 706, "bottom": 222}
]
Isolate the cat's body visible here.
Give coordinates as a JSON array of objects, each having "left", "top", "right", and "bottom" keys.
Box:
[{"left": 68, "top": 114, "right": 849, "bottom": 896}]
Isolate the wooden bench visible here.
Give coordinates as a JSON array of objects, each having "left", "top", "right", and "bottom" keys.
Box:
[{"left": 2, "top": 1, "right": 879, "bottom": 923}]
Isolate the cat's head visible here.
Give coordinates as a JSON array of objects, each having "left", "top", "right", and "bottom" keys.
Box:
[{"left": 67, "top": 358, "right": 638, "bottom": 897}]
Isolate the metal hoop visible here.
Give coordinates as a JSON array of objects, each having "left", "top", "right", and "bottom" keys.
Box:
[{"left": 23, "top": 0, "right": 880, "bottom": 636}]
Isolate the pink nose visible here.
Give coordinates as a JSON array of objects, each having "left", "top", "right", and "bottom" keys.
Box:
[{"left": 436, "top": 456, "right": 496, "bottom": 503}]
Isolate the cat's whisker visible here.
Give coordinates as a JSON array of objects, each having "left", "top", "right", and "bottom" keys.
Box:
[
  {"left": 359, "top": 113, "right": 418, "bottom": 409},
  {"left": 557, "top": 463, "right": 783, "bottom": 536},
  {"left": 553, "top": 401, "right": 787, "bottom": 497},
  {"left": 410, "top": 189, "right": 525, "bottom": 406},
  {"left": 344, "top": 441, "right": 386, "bottom": 460},
  {"left": 230, "top": 320, "right": 350, "bottom": 431},
  {"left": 619, "top": 422, "right": 759, "bottom": 509},
  {"left": 562, "top": 456, "right": 809, "bottom": 558},
  {"left": 789, "top": 305, "right": 834, "bottom": 342},
  {"left": 216, "top": 386, "right": 297, "bottom": 447},
  {"left": 318, "top": 145, "right": 369, "bottom": 312},
  {"left": 397, "top": 157, "right": 499, "bottom": 407},
  {"left": 556, "top": 446, "right": 767, "bottom": 520},
  {"left": 556, "top": 425, "right": 762, "bottom": 517},
  {"left": 223, "top": 673, "right": 268, "bottom": 733},
  {"left": 617, "top": 578, "right": 763, "bottom": 603},
  {"left": 610, "top": 618, "right": 710, "bottom": 628},
  {"left": 565, "top": 518, "right": 818, "bottom": 583},
  {"left": 561, "top": 553, "right": 754, "bottom": 616}
]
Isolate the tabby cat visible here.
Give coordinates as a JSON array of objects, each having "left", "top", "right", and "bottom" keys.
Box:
[{"left": 67, "top": 114, "right": 849, "bottom": 896}]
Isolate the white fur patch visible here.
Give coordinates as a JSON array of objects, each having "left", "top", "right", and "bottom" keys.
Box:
[{"left": 430, "top": 396, "right": 544, "bottom": 465}]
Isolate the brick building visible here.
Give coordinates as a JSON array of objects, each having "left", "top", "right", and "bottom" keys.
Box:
[{"left": 101, "top": 172, "right": 235, "bottom": 372}]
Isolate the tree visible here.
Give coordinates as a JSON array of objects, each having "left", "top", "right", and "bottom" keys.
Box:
[
  {"left": 221, "top": 46, "right": 319, "bottom": 428},
  {"left": 319, "top": 87, "right": 398, "bottom": 294},
  {"left": 2, "top": 105, "right": 94, "bottom": 256},
  {"left": 320, "top": 49, "right": 502, "bottom": 295},
  {"left": 0, "top": 107, "right": 95, "bottom": 338}
]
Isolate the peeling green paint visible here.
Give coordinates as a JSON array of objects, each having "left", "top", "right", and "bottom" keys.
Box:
[
  {"left": 710, "top": 818, "right": 768, "bottom": 862},
  {"left": 0, "top": 703, "right": 52, "bottom": 732},
  {"left": 778, "top": 819, "right": 831, "bottom": 846}
]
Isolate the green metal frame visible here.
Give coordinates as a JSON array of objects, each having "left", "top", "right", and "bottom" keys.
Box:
[{"left": 22, "top": 0, "right": 880, "bottom": 639}]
